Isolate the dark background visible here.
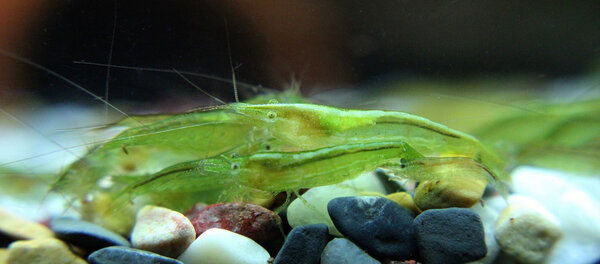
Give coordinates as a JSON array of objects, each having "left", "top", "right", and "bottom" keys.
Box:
[{"left": 1, "top": 0, "right": 599, "bottom": 107}]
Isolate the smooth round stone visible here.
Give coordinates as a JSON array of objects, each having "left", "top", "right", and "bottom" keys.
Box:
[
  {"left": 88, "top": 246, "right": 183, "bottom": 264},
  {"left": 0, "top": 207, "right": 54, "bottom": 245},
  {"left": 131, "top": 205, "right": 195, "bottom": 258},
  {"left": 321, "top": 238, "right": 381, "bottom": 264},
  {"left": 413, "top": 208, "right": 487, "bottom": 264},
  {"left": 385, "top": 192, "right": 421, "bottom": 215},
  {"left": 511, "top": 166, "right": 600, "bottom": 264},
  {"left": 6, "top": 237, "right": 86, "bottom": 264},
  {"left": 495, "top": 195, "right": 562, "bottom": 264},
  {"left": 327, "top": 196, "right": 415, "bottom": 259},
  {"left": 177, "top": 228, "right": 270, "bottom": 264},
  {"left": 273, "top": 224, "right": 329, "bottom": 264},
  {"left": 50, "top": 217, "right": 130, "bottom": 251},
  {"left": 414, "top": 178, "right": 486, "bottom": 210},
  {"left": 287, "top": 172, "right": 387, "bottom": 236},
  {"left": 186, "top": 202, "right": 283, "bottom": 255}
]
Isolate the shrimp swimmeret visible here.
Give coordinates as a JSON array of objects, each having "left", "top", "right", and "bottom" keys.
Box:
[{"left": 52, "top": 102, "right": 507, "bottom": 212}]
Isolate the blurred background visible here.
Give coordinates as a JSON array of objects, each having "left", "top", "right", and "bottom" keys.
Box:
[{"left": 1, "top": 0, "right": 599, "bottom": 110}]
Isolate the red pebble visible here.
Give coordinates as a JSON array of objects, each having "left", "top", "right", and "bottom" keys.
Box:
[{"left": 186, "top": 202, "right": 284, "bottom": 255}]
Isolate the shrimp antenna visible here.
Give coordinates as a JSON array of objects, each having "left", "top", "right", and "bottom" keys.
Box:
[
  {"left": 0, "top": 108, "right": 79, "bottom": 159},
  {"left": 104, "top": 0, "right": 118, "bottom": 118},
  {"left": 172, "top": 68, "right": 227, "bottom": 105},
  {"left": 72, "top": 61, "right": 275, "bottom": 94},
  {"left": 0, "top": 49, "right": 144, "bottom": 126},
  {"left": 224, "top": 17, "right": 239, "bottom": 103}
]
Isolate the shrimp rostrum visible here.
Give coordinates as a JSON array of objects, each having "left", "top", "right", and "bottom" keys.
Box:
[{"left": 53, "top": 102, "right": 507, "bottom": 216}]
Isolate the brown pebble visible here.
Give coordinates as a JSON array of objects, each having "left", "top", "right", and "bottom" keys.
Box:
[{"left": 414, "top": 178, "right": 486, "bottom": 210}]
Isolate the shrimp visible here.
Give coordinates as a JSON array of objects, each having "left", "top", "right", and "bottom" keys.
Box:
[{"left": 52, "top": 102, "right": 507, "bottom": 213}]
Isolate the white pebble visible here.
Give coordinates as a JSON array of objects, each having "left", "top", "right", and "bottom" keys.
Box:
[
  {"left": 511, "top": 166, "right": 600, "bottom": 264},
  {"left": 177, "top": 228, "right": 270, "bottom": 264},
  {"left": 494, "top": 195, "right": 562, "bottom": 264},
  {"left": 131, "top": 205, "right": 196, "bottom": 258}
]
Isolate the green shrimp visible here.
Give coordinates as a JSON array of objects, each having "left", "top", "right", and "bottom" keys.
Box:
[{"left": 53, "top": 102, "right": 507, "bottom": 211}]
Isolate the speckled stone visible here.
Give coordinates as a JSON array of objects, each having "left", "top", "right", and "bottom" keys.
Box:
[
  {"left": 321, "top": 238, "right": 381, "bottom": 264},
  {"left": 495, "top": 195, "right": 562, "bottom": 264},
  {"left": 273, "top": 224, "right": 330, "bottom": 264},
  {"left": 0, "top": 208, "right": 54, "bottom": 246},
  {"left": 50, "top": 217, "right": 130, "bottom": 251},
  {"left": 186, "top": 202, "right": 283, "bottom": 255},
  {"left": 414, "top": 178, "right": 486, "bottom": 210},
  {"left": 6, "top": 237, "right": 86, "bottom": 264},
  {"left": 88, "top": 246, "right": 183, "bottom": 264},
  {"left": 327, "top": 196, "right": 415, "bottom": 259},
  {"left": 413, "top": 208, "right": 487, "bottom": 264},
  {"left": 131, "top": 205, "right": 195, "bottom": 258}
]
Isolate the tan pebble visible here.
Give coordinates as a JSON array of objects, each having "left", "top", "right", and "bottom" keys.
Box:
[
  {"left": 131, "top": 205, "right": 196, "bottom": 258},
  {"left": 414, "top": 178, "right": 486, "bottom": 210},
  {"left": 385, "top": 192, "right": 421, "bottom": 215},
  {"left": 0, "top": 208, "right": 54, "bottom": 240},
  {"left": 6, "top": 237, "right": 86, "bottom": 264},
  {"left": 494, "top": 195, "right": 562, "bottom": 264}
]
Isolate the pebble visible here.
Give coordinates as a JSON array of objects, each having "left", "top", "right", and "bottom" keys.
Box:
[
  {"left": 50, "top": 217, "right": 130, "bottom": 251},
  {"left": 6, "top": 237, "right": 86, "bottom": 264},
  {"left": 287, "top": 172, "right": 387, "bottom": 236},
  {"left": 413, "top": 208, "right": 487, "bottom": 264},
  {"left": 0, "top": 207, "right": 54, "bottom": 245},
  {"left": 88, "top": 246, "right": 183, "bottom": 264},
  {"left": 385, "top": 192, "right": 420, "bottom": 215},
  {"left": 321, "top": 238, "right": 381, "bottom": 264},
  {"left": 186, "top": 202, "right": 283, "bottom": 255},
  {"left": 131, "top": 205, "right": 195, "bottom": 258},
  {"left": 413, "top": 178, "right": 486, "bottom": 210},
  {"left": 494, "top": 195, "right": 562, "bottom": 264},
  {"left": 177, "top": 228, "right": 270, "bottom": 264},
  {"left": 511, "top": 166, "right": 600, "bottom": 264},
  {"left": 327, "top": 196, "right": 415, "bottom": 259},
  {"left": 273, "top": 224, "right": 330, "bottom": 264}
]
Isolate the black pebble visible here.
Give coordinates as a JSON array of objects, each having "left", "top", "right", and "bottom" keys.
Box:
[
  {"left": 273, "top": 223, "right": 330, "bottom": 264},
  {"left": 88, "top": 246, "right": 183, "bottom": 264},
  {"left": 50, "top": 218, "right": 130, "bottom": 252},
  {"left": 327, "top": 196, "right": 416, "bottom": 259},
  {"left": 413, "top": 208, "right": 487, "bottom": 264}
]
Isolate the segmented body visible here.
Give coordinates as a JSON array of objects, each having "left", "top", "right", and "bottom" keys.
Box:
[{"left": 53, "top": 103, "right": 506, "bottom": 211}]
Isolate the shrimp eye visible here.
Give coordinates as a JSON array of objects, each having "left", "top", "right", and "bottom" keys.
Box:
[
  {"left": 399, "top": 158, "right": 407, "bottom": 168},
  {"left": 267, "top": 111, "right": 277, "bottom": 119},
  {"left": 265, "top": 144, "right": 271, "bottom": 151},
  {"left": 231, "top": 163, "right": 240, "bottom": 170}
]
